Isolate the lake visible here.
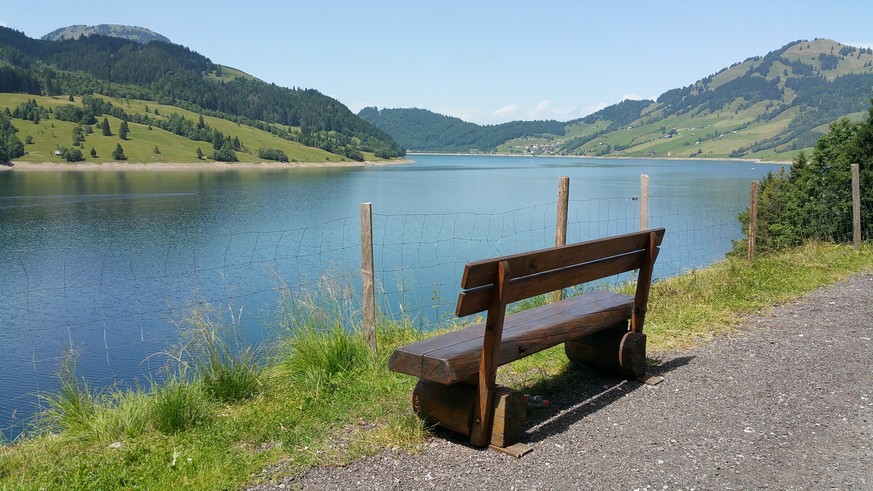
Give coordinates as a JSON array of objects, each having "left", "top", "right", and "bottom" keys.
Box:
[{"left": 0, "top": 155, "right": 784, "bottom": 439}]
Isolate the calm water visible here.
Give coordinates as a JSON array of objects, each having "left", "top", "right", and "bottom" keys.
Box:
[{"left": 0, "top": 155, "right": 783, "bottom": 438}]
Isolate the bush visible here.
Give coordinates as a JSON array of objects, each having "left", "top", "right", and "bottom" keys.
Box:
[
  {"left": 64, "top": 147, "right": 84, "bottom": 162},
  {"left": 257, "top": 147, "right": 289, "bottom": 162}
]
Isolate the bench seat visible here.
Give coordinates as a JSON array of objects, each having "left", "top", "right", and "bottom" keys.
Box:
[{"left": 388, "top": 290, "right": 632, "bottom": 385}]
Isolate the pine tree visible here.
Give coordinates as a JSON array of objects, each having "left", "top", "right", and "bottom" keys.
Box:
[
  {"left": 101, "top": 117, "right": 111, "bottom": 136},
  {"left": 119, "top": 120, "right": 129, "bottom": 140},
  {"left": 112, "top": 143, "right": 127, "bottom": 160}
]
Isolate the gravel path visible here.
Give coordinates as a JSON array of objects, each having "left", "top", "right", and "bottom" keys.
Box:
[{"left": 255, "top": 272, "right": 873, "bottom": 490}]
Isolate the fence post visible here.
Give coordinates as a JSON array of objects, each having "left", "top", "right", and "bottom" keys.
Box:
[
  {"left": 640, "top": 174, "right": 649, "bottom": 231},
  {"left": 552, "top": 176, "right": 569, "bottom": 303},
  {"left": 749, "top": 181, "right": 758, "bottom": 262},
  {"left": 852, "top": 163, "right": 861, "bottom": 250},
  {"left": 361, "top": 202, "right": 377, "bottom": 351}
]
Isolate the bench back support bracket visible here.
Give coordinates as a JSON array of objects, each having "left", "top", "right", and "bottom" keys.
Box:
[{"left": 471, "top": 260, "right": 511, "bottom": 447}]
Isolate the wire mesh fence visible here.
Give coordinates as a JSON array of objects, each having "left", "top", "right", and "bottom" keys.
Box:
[{"left": 1, "top": 173, "right": 868, "bottom": 440}]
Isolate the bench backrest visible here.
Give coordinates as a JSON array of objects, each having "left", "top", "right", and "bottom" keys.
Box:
[{"left": 455, "top": 228, "right": 664, "bottom": 332}]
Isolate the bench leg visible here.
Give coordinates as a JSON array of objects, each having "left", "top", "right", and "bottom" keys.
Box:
[
  {"left": 412, "top": 379, "right": 526, "bottom": 448},
  {"left": 565, "top": 325, "right": 647, "bottom": 379}
]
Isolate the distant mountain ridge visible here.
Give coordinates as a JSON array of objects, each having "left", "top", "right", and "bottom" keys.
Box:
[
  {"left": 360, "top": 39, "right": 873, "bottom": 161},
  {"left": 42, "top": 24, "right": 171, "bottom": 45}
]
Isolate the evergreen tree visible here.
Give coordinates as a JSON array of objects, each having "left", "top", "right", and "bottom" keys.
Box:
[
  {"left": 112, "top": 143, "right": 127, "bottom": 160},
  {"left": 90, "top": 147, "right": 97, "bottom": 158},
  {"left": 196, "top": 146, "right": 204, "bottom": 160},
  {"left": 212, "top": 139, "right": 238, "bottom": 162},
  {"left": 101, "top": 117, "right": 111, "bottom": 136},
  {"left": 119, "top": 120, "right": 129, "bottom": 140},
  {"left": 734, "top": 99, "right": 873, "bottom": 254}
]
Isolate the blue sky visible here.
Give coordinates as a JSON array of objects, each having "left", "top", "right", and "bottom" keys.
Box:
[{"left": 3, "top": 1, "right": 872, "bottom": 124}]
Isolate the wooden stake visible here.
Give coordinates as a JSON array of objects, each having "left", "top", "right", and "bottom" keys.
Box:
[
  {"left": 361, "top": 202, "right": 376, "bottom": 351},
  {"left": 552, "top": 176, "right": 569, "bottom": 303},
  {"left": 749, "top": 181, "right": 758, "bottom": 262},
  {"left": 852, "top": 164, "right": 861, "bottom": 250},
  {"left": 640, "top": 174, "right": 649, "bottom": 231}
]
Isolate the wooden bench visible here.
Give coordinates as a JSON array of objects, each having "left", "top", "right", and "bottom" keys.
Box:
[{"left": 389, "top": 228, "right": 665, "bottom": 449}]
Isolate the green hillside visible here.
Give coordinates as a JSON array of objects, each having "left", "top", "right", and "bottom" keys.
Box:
[
  {"left": 0, "top": 26, "right": 405, "bottom": 164},
  {"left": 361, "top": 39, "right": 873, "bottom": 161},
  {"left": 3, "top": 93, "right": 350, "bottom": 164}
]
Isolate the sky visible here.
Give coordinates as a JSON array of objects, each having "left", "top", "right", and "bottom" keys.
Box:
[{"left": 3, "top": 1, "right": 873, "bottom": 125}]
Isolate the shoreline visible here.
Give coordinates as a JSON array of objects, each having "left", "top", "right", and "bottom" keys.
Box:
[
  {"left": 0, "top": 159, "right": 412, "bottom": 172},
  {"left": 1, "top": 152, "right": 791, "bottom": 172},
  {"left": 406, "top": 152, "right": 791, "bottom": 164}
]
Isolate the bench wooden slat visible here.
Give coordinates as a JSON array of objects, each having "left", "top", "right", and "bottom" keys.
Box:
[
  {"left": 456, "top": 251, "right": 643, "bottom": 317},
  {"left": 389, "top": 291, "right": 632, "bottom": 385},
  {"left": 461, "top": 229, "right": 664, "bottom": 289}
]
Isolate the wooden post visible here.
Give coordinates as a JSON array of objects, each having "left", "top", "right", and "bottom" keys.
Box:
[
  {"left": 470, "top": 260, "right": 510, "bottom": 447},
  {"left": 852, "top": 164, "right": 861, "bottom": 250},
  {"left": 749, "top": 181, "right": 758, "bottom": 262},
  {"left": 551, "top": 176, "right": 569, "bottom": 303},
  {"left": 361, "top": 203, "right": 376, "bottom": 351},
  {"left": 640, "top": 174, "right": 649, "bottom": 231}
]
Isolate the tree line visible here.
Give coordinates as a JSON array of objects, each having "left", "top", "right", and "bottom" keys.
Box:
[{"left": 0, "top": 27, "right": 404, "bottom": 159}]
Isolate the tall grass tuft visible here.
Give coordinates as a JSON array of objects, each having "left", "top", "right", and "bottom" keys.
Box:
[
  {"left": 151, "top": 374, "right": 212, "bottom": 434},
  {"left": 283, "top": 324, "right": 374, "bottom": 389},
  {"left": 174, "top": 303, "right": 263, "bottom": 402},
  {"left": 86, "top": 388, "right": 151, "bottom": 443},
  {"left": 40, "top": 352, "right": 96, "bottom": 437},
  {"left": 39, "top": 354, "right": 152, "bottom": 443},
  {"left": 277, "top": 274, "right": 375, "bottom": 390}
]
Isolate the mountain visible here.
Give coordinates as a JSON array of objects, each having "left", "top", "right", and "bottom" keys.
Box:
[
  {"left": 42, "top": 24, "right": 171, "bottom": 45},
  {"left": 361, "top": 39, "right": 873, "bottom": 161},
  {"left": 0, "top": 26, "right": 404, "bottom": 163}
]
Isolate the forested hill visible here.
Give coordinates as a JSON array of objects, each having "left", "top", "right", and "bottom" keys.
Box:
[
  {"left": 362, "top": 39, "right": 873, "bottom": 161},
  {"left": 42, "top": 25, "right": 171, "bottom": 45},
  {"left": 0, "top": 26, "right": 404, "bottom": 160},
  {"left": 357, "top": 107, "right": 565, "bottom": 153}
]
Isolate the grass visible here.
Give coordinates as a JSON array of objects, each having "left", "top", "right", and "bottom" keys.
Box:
[{"left": 1, "top": 241, "right": 871, "bottom": 489}]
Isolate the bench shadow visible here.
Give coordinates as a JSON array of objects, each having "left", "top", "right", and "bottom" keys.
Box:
[
  {"left": 425, "top": 356, "right": 695, "bottom": 449},
  {"left": 519, "top": 355, "right": 694, "bottom": 445}
]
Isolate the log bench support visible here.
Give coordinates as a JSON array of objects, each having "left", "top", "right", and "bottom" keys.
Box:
[{"left": 389, "top": 228, "right": 665, "bottom": 449}]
